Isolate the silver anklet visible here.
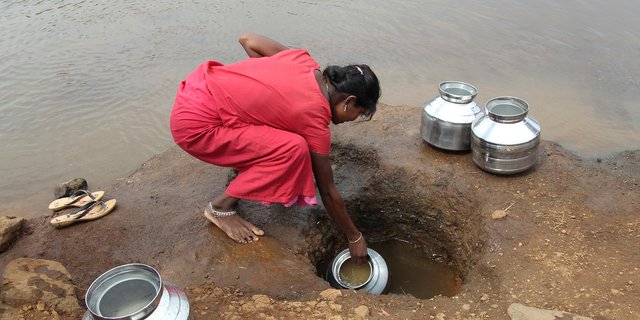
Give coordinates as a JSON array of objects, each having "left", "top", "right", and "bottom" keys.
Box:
[{"left": 207, "top": 202, "right": 237, "bottom": 218}]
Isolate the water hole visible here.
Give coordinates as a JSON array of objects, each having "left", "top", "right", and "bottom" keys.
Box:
[
  {"left": 316, "top": 239, "right": 462, "bottom": 299},
  {"left": 305, "top": 143, "right": 482, "bottom": 300}
]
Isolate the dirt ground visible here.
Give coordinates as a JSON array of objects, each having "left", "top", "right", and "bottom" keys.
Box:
[{"left": 1, "top": 104, "right": 638, "bottom": 319}]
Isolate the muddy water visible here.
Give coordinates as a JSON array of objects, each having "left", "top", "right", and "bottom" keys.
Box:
[
  {"left": 370, "top": 240, "right": 461, "bottom": 299},
  {"left": 318, "top": 239, "right": 461, "bottom": 298},
  {"left": 1, "top": 0, "right": 639, "bottom": 216}
]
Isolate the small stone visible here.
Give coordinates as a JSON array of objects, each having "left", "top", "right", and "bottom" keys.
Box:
[
  {"left": 53, "top": 178, "right": 88, "bottom": 198},
  {"left": 353, "top": 305, "right": 369, "bottom": 318},
  {"left": 0, "top": 216, "right": 25, "bottom": 253},
  {"left": 462, "top": 304, "right": 471, "bottom": 311},
  {"left": 213, "top": 288, "right": 224, "bottom": 296},
  {"left": 36, "top": 301, "right": 45, "bottom": 311},
  {"left": 480, "top": 294, "right": 489, "bottom": 302},
  {"left": 508, "top": 303, "right": 593, "bottom": 320},
  {"left": 319, "top": 289, "right": 342, "bottom": 301},
  {"left": 491, "top": 210, "right": 508, "bottom": 220},
  {"left": 252, "top": 294, "right": 271, "bottom": 305}
]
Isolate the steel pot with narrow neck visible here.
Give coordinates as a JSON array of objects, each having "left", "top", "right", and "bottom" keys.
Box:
[
  {"left": 421, "top": 81, "right": 484, "bottom": 151},
  {"left": 82, "top": 263, "right": 191, "bottom": 320},
  {"left": 326, "top": 248, "right": 389, "bottom": 295},
  {"left": 471, "top": 96, "right": 541, "bottom": 175}
]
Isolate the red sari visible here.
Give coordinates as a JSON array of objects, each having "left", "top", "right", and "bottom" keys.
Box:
[{"left": 170, "top": 49, "right": 331, "bottom": 206}]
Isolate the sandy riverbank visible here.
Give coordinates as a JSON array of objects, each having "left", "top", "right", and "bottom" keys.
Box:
[{"left": 1, "top": 104, "right": 638, "bottom": 319}]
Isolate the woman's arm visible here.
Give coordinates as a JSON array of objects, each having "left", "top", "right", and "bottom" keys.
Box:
[
  {"left": 310, "top": 151, "right": 368, "bottom": 264},
  {"left": 239, "top": 32, "right": 288, "bottom": 58}
]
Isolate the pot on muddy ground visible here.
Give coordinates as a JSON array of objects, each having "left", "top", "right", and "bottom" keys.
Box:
[
  {"left": 82, "top": 263, "right": 191, "bottom": 320},
  {"left": 471, "top": 96, "right": 541, "bottom": 175},
  {"left": 421, "top": 81, "right": 484, "bottom": 151},
  {"left": 326, "top": 248, "right": 389, "bottom": 295}
]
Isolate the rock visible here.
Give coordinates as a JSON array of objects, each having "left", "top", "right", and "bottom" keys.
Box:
[
  {"left": 319, "top": 288, "right": 342, "bottom": 301},
  {"left": 251, "top": 294, "right": 271, "bottom": 305},
  {"left": 53, "top": 178, "right": 88, "bottom": 199},
  {"left": 1, "top": 258, "right": 81, "bottom": 315},
  {"left": 492, "top": 210, "right": 508, "bottom": 220},
  {"left": 0, "top": 303, "right": 18, "bottom": 319},
  {"left": 251, "top": 294, "right": 272, "bottom": 310},
  {"left": 354, "top": 305, "right": 369, "bottom": 318},
  {"left": 0, "top": 216, "right": 25, "bottom": 252},
  {"left": 508, "top": 303, "right": 593, "bottom": 320}
]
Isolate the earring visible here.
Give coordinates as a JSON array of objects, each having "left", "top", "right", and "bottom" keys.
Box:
[{"left": 344, "top": 105, "right": 348, "bottom": 112}]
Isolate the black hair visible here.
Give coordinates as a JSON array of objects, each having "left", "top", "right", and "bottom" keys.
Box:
[{"left": 322, "top": 64, "right": 381, "bottom": 119}]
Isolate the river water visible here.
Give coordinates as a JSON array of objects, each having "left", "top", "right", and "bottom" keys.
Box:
[{"left": 1, "top": 0, "right": 639, "bottom": 216}]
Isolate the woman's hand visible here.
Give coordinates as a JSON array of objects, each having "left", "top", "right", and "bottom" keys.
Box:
[
  {"left": 310, "top": 151, "right": 369, "bottom": 264},
  {"left": 239, "top": 32, "right": 288, "bottom": 58},
  {"left": 348, "top": 233, "right": 369, "bottom": 265}
]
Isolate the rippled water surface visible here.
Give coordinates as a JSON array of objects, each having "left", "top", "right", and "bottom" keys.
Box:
[{"left": 1, "top": 0, "right": 639, "bottom": 215}]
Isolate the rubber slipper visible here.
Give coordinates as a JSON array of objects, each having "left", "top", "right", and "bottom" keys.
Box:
[
  {"left": 50, "top": 199, "right": 117, "bottom": 228},
  {"left": 48, "top": 190, "right": 105, "bottom": 211}
]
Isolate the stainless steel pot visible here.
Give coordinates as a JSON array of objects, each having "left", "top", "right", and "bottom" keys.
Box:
[
  {"left": 326, "top": 248, "right": 389, "bottom": 295},
  {"left": 421, "top": 81, "right": 483, "bottom": 151},
  {"left": 82, "top": 263, "right": 191, "bottom": 320},
  {"left": 471, "top": 96, "right": 541, "bottom": 175}
]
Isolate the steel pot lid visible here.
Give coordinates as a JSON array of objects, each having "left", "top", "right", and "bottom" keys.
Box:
[{"left": 438, "top": 81, "right": 478, "bottom": 104}]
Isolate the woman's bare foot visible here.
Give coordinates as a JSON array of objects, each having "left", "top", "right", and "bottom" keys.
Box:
[{"left": 204, "top": 205, "right": 264, "bottom": 244}]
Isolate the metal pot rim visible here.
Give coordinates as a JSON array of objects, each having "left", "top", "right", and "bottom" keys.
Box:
[
  {"left": 85, "top": 263, "right": 163, "bottom": 320},
  {"left": 438, "top": 81, "right": 478, "bottom": 104},
  {"left": 486, "top": 96, "right": 529, "bottom": 123},
  {"left": 331, "top": 252, "right": 374, "bottom": 289}
]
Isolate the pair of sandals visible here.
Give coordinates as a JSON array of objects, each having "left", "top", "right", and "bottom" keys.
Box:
[{"left": 47, "top": 190, "right": 117, "bottom": 228}]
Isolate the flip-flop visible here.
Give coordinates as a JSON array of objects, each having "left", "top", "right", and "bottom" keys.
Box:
[
  {"left": 48, "top": 190, "right": 105, "bottom": 211},
  {"left": 50, "top": 199, "right": 117, "bottom": 228}
]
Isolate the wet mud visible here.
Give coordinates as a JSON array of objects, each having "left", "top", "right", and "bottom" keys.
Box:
[{"left": 1, "top": 104, "right": 638, "bottom": 319}]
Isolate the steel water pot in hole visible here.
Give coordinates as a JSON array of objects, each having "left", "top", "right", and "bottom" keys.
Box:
[
  {"left": 82, "top": 263, "right": 191, "bottom": 320},
  {"left": 421, "top": 81, "right": 484, "bottom": 151},
  {"left": 326, "top": 248, "right": 389, "bottom": 295},
  {"left": 471, "top": 96, "right": 541, "bottom": 175}
]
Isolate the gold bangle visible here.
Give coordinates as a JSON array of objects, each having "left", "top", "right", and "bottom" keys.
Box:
[{"left": 348, "top": 232, "right": 363, "bottom": 244}]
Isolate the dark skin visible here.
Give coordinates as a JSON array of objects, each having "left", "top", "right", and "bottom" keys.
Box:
[{"left": 204, "top": 32, "right": 368, "bottom": 264}]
